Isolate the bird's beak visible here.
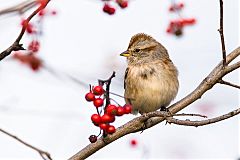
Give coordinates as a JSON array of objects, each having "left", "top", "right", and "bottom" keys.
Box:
[{"left": 120, "top": 50, "right": 130, "bottom": 57}]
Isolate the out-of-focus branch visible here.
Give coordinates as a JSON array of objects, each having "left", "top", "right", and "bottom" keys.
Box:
[
  {"left": 0, "top": 128, "right": 52, "bottom": 160},
  {"left": 218, "top": 0, "right": 226, "bottom": 66},
  {"left": 0, "top": 0, "right": 37, "bottom": 16},
  {"left": 0, "top": 0, "right": 51, "bottom": 61}
]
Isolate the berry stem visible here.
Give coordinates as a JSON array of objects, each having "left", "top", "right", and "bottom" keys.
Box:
[
  {"left": 96, "top": 107, "right": 100, "bottom": 115},
  {"left": 98, "top": 71, "right": 116, "bottom": 109},
  {"left": 89, "top": 84, "right": 92, "bottom": 92}
]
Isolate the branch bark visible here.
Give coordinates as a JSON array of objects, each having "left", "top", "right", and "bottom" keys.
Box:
[{"left": 69, "top": 47, "right": 240, "bottom": 160}]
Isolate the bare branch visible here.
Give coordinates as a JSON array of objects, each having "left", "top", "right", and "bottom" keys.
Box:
[
  {"left": 225, "top": 61, "right": 240, "bottom": 73},
  {"left": 218, "top": 0, "right": 227, "bottom": 66},
  {"left": 173, "top": 113, "right": 207, "bottom": 118},
  {"left": 0, "top": 0, "right": 37, "bottom": 16},
  {"left": 218, "top": 79, "right": 240, "bottom": 89},
  {"left": 166, "top": 107, "right": 240, "bottom": 127},
  {"left": 0, "top": 0, "right": 51, "bottom": 61},
  {"left": 0, "top": 128, "right": 52, "bottom": 160}
]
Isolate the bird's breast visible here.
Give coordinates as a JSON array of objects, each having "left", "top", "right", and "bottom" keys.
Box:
[{"left": 124, "top": 63, "right": 179, "bottom": 113}]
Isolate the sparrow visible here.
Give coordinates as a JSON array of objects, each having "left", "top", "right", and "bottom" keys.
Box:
[{"left": 120, "top": 33, "right": 179, "bottom": 114}]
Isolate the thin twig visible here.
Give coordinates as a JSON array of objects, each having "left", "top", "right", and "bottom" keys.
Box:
[
  {"left": 0, "top": 0, "right": 37, "bottom": 16},
  {"left": 98, "top": 71, "right": 116, "bottom": 107},
  {"left": 166, "top": 107, "right": 240, "bottom": 127},
  {"left": 218, "top": 79, "right": 240, "bottom": 89},
  {"left": 0, "top": 128, "right": 52, "bottom": 160},
  {"left": 173, "top": 113, "right": 207, "bottom": 118},
  {"left": 225, "top": 61, "right": 240, "bottom": 73},
  {"left": 143, "top": 111, "right": 207, "bottom": 119},
  {"left": 218, "top": 0, "right": 227, "bottom": 66},
  {"left": 0, "top": 0, "right": 51, "bottom": 61}
]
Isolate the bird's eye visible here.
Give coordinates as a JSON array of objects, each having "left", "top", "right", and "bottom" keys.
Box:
[{"left": 134, "top": 48, "right": 140, "bottom": 52}]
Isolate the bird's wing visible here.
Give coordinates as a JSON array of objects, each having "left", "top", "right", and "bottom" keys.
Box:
[{"left": 124, "top": 67, "right": 129, "bottom": 89}]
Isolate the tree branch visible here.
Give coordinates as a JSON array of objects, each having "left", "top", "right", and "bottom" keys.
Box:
[
  {"left": 166, "top": 107, "right": 240, "bottom": 127},
  {"left": 68, "top": 47, "right": 240, "bottom": 160},
  {"left": 218, "top": 0, "right": 227, "bottom": 66},
  {"left": 225, "top": 61, "right": 240, "bottom": 73},
  {"left": 0, "top": 128, "right": 52, "bottom": 160},
  {"left": 0, "top": 0, "right": 51, "bottom": 61},
  {"left": 0, "top": 0, "right": 37, "bottom": 16},
  {"left": 218, "top": 79, "right": 240, "bottom": 89}
]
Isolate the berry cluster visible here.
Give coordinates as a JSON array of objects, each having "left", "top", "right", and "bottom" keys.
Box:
[
  {"left": 13, "top": 5, "right": 57, "bottom": 72},
  {"left": 85, "top": 85, "right": 132, "bottom": 143},
  {"left": 102, "top": 0, "right": 128, "bottom": 15},
  {"left": 166, "top": 2, "right": 196, "bottom": 37}
]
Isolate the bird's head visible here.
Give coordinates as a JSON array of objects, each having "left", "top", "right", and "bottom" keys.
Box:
[{"left": 120, "top": 33, "right": 169, "bottom": 65}]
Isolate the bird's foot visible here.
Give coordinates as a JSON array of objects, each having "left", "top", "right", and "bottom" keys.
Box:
[
  {"left": 160, "top": 106, "right": 173, "bottom": 125},
  {"left": 160, "top": 106, "right": 173, "bottom": 116}
]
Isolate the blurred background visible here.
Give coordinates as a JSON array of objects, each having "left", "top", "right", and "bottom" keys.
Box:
[{"left": 0, "top": 0, "right": 239, "bottom": 159}]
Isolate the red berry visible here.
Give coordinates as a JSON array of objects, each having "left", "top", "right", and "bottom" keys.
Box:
[
  {"left": 93, "top": 86, "right": 104, "bottom": 95},
  {"left": 103, "top": 3, "right": 115, "bottom": 15},
  {"left": 109, "top": 115, "right": 115, "bottom": 123},
  {"left": 169, "top": 6, "right": 174, "bottom": 12},
  {"left": 130, "top": 139, "right": 138, "bottom": 147},
  {"left": 93, "top": 98, "right": 104, "bottom": 107},
  {"left": 28, "top": 55, "right": 42, "bottom": 71},
  {"left": 106, "top": 125, "right": 116, "bottom": 134},
  {"left": 28, "top": 40, "right": 40, "bottom": 52},
  {"left": 89, "top": 135, "right": 97, "bottom": 143},
  {"left": 119, "top": 1, "right": 128, "bottom": 8},
  {"left": 116, "top": 106, "right": 125, "bottom": 116},
  {"left": 21, "top": 19, "right": 28, "bottom": 27},
  {"left": 26, "top": 24, "right": 34, "bottom": 34},
  {"left": 179, "top": 3, "right": 184, "bottom": 8},
  {"left": 38, "top": 9, "right": 45, "bottom": 16},
  {"left": 38, "top": 0, "right": 48, "bottom": 7},
  {"left": 101, "top": 114, "right": 115, "bottom": 123},
  {"left": 85, "top": 92, "right": 95, "bottom": 102},
  {"left": 106, "top": 104, "right": 117, "bottom": 115},
  {"left": 51, "top": 10, "right": 57, "bottom": 15},
  {"left": 103, "top": 3, "right": 110, "bottom": 12},
  {"left": 91, "top": 114, "right": 101, "bottom": 124},
  {"left": 99, "top": 123, "right": 109, "bottom": 131},
  {"left": 108, "top": 7, "right": 116, "bottom": 15},
  {"left": 166, "top": 27, "right": 172, "bottom": 33},
  {"left": 123, "top": 104, "right": 132, "bottom": 114}
]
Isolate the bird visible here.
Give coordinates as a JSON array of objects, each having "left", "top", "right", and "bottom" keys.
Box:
[{"left": 120, "top": 33, "right": 179, "bottom": 115}]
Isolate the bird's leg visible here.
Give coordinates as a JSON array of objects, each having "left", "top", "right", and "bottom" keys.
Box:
[
  {"left": 160, "top": 106, "right": 173, "bottom": 125},
  {"left": 160, "top": 106, "right": 173, "bottom": 116}
]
